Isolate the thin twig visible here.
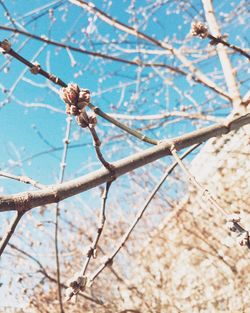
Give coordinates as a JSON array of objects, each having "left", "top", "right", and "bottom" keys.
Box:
[
  {"left": 88, "top": 144, "right": 201, "bottom": 283},
  {"left": 0, "top": 171, "right": 45, "bottom": 189},
  {"left": 207, "top": 34, "right": 250, "bottom": 61},
  {"left": 0, "top": 171, "right": 45, "bottom": 257},
  {"left": 0, "top": 26, "right": 185, "bottom": 74},
  {"left": 1, "top": 238, "right": 104, "bottom": 305},
  {"left": 0, "top": 211, "right": 24, "bottom": 257},
  {"left": 0, "top": 39, "right": 158, "bottom": 145},
  {"left": 54, "top": 116, "right": 72, "bottom": 313},
  {"left": 170, "top": 146, "right": 250, "bottom": 249},
  {"left": 0, "top": 0, "right": 18, "bottom": 29},
  {"left": 69, "top": 0, "right": 231, "bottom": 100},
  {"left": 66, "top": 181, "right": 112, "bottom": 300},
  {"left": 83, "top": 181, "right": 112, "bottom": 275},
  {"left": 88, "top": 126, "right": 115, "bottom": 172}
]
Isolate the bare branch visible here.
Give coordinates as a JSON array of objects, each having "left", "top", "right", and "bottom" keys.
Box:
[
  {"left": 89, "top": 144, "right": 200, "bottom": 283},
  {"left": 0, "top": 211, "right": 24, "bottom": 257},
  {"left": 201, "top": 0, "right": 242, "bottom": 109},
  {"left": 0, "top": 113, "right": 249, "bottom": 213},
  {"left": 0, "top": 39, "right": 158, "bottom": 145},
  {"left": 0, "top": 171, "right": 45, "bottom": 189},
  {"left": 108, "top": 112, "right": 222, "bottom": 123},
  {"left": 66, "top": 181, "right": 112, "bottom": 300},
  {"left": 0, "top": 26, "right": 185, "bottom": 74},
  {"left": 69, "top": 0, "right": 231, "bottom": 100},
  {"left": 54, "top": 116, "right": 72, "bottom": 313}
]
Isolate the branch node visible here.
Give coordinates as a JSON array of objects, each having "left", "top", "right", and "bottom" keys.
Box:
[
  {"left": 30, "top": 62, "right": 41, "bottom": 74},
  {"left": 0, "top": 39, "right": 11, "bottom": 53}
]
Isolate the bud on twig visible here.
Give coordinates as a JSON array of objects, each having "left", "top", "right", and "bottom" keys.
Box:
[
  {"left": 191, "top": 22, "right": 208, "bottom": 39},
  {"left": 0, "top": 39, "right": 11, "bottom": 53}
]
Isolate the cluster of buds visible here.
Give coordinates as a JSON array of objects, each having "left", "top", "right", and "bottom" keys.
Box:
[
  {"left": 226, "top": 213, "right": 250, "bottom": 247},
  {"left": 191, "top": 22, "right": 208, "bottom": 39},
  {"left": 60, "top": 83, "right": 96, "bottom": 128},
  {"left": 65, "top": 274, "right": 88, "bottom": 301}
]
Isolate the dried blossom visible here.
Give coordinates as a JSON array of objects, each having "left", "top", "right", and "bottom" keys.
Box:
[{"left": 191, "top": 22, "right": 208, "bottom": 39}]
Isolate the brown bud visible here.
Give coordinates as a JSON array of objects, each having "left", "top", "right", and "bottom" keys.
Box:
[
  {"left": 78, "top": 89, "right": 90, "bottom": 109},
  {"left": 60, "top": 83, "right": 80, "bottom": 106},
  {"left": 30, "top": 62, "right": 41, "bottom": 74},
  {"left": 76, "top": 114, "right": 89, "bottom": 128},
  {"left": 88, "top": 112, "right": 97, "bottom": 127}
]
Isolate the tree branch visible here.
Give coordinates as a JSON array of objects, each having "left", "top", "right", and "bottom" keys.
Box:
[
  {"left": 201, "top": 0, "right": 242, "bottom": 109},
  {"left": 0, "top": 211, "right": 24, "bottom": 257},
  {"left": 69, "top": 0, "right": 231, "bottom": 100},
  {"left": 0, "top": 113, "right": 248, "bottom": 213},
  {"left": 89, "top": 144, "right": 200, "bottom": 283}
]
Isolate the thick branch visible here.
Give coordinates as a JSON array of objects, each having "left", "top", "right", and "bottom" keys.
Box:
[
  {"left": 202, "top": 0, "right": 242, "bottom": 109},
  {"left": 0, "top": 113, "right": 249, "bottom": 213}
]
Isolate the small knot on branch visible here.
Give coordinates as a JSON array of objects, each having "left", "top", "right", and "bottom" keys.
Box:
[
  {"left": 226, "top": 213, "right": 250, "bottom": 248},
  {"left": 191, "top": 22, "right": 208, "bottom": 39},
  {"left": 0, "top": 39, "right": 11, "bottom": 53},
  {"left": 30, "top": 62, "right": 41, "bottom": 74},
  {"left": 209, "top": 35, "right": 226, "bottom": 46},
  {"left": 65, "top": 274, "right": 88, "bottom": 301}
]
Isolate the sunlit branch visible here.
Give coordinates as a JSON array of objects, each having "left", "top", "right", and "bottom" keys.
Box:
[
  {"left": 69, "top": 0, "right": 231, "bottom": 100},
  {"left": 0, "top": 112, "right": 248, "bottom": 213},
  {"left": 66, "top": 181, "right": 112, "bottom": 300},
  {"left": 201, "top": 0, "right": 242, "bottom": 109}
]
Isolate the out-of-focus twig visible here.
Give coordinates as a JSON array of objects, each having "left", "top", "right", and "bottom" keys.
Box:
[
  {"left": 54, "top": 116, "right": 72, "bottom": 313},
  {"left": 170, "top": 146, "right": 250, "bottom": 249},
  {"left": 66, "top": 181, "right": 112, "bottom": 300}
]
